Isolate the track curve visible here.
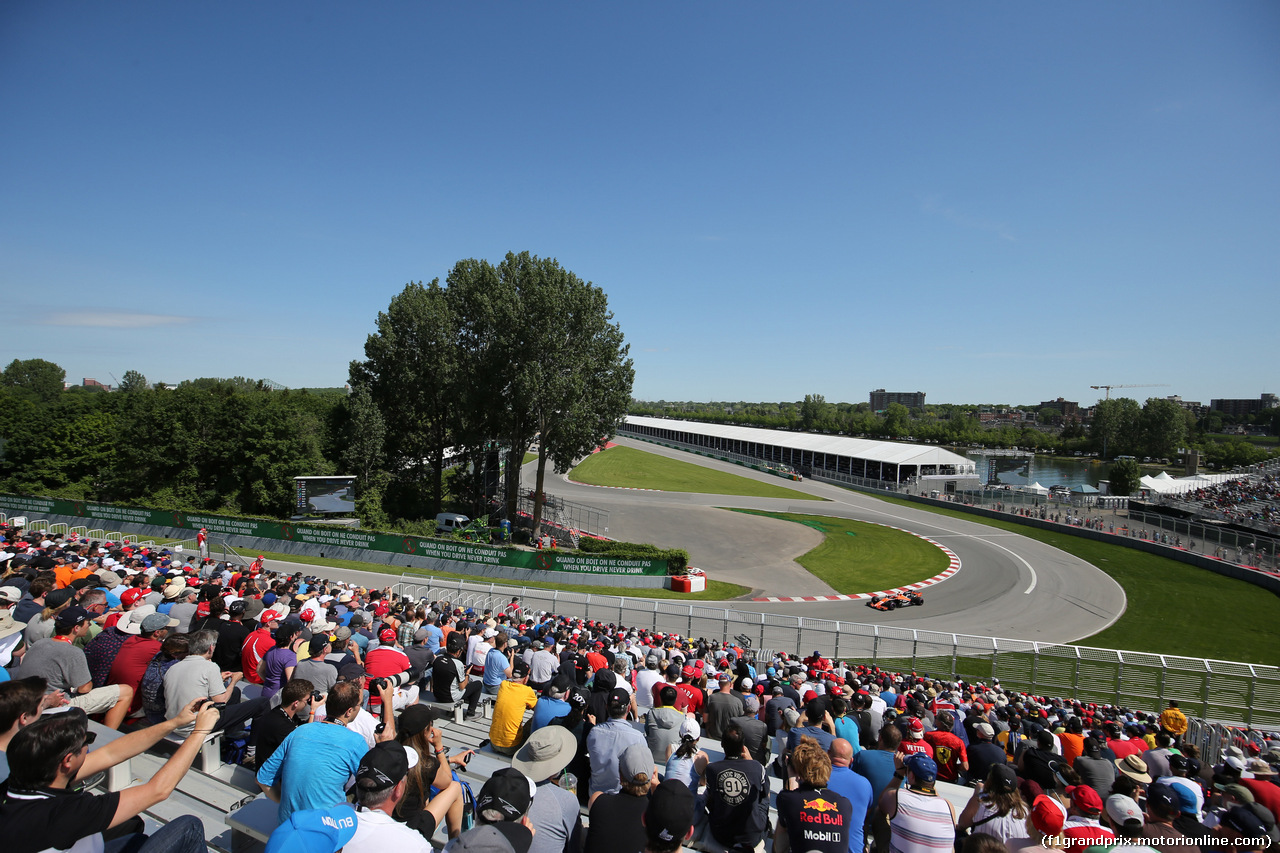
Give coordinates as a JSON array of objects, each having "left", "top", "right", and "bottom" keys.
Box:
[{"left": 549, "top": 437, "right": 1125, "bottom": 644}]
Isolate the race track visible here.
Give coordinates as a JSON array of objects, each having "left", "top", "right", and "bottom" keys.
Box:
[{"left": 547, "top": 437, "right": 1126, "bottom": 645}]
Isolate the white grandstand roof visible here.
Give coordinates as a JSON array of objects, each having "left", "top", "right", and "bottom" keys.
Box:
[{"left": 623, "top": 415, "right": 975, "bottom": 469}]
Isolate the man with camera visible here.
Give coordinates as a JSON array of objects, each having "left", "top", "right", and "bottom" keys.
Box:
[
  {"left": 431, "top": 631, "right": 483, "bottom": 719},
  {"left": 365, "top": 627, "right": 420, "bottom": 712}
]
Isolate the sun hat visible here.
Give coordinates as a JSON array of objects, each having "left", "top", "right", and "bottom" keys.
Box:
[
  {"left": 1115, "top": 754, "right": 1152, "bottom": 783},
  {"left": 511, "top": 726, "right": 576, "bottom": 781}
]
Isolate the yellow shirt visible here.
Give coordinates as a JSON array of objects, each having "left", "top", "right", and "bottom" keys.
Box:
[{"left": 489, "top": 681, "right": 538, "bottom": 748}]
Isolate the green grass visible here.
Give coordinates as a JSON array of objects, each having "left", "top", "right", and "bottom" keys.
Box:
[
  {"left": 228, "top": 547, "right": 751, "bottom": 601},
  {"left": 871, "top": 494, "right": 1280, "bottom": 664},
  {"left": 522, "top": 452, "right": 537, "bottom": 465},
  {"left": 728, "top": 509, "right": 948, "bottom": 593},
  {"left": 1206, "top": 433, "right": 1278, "bottom": 446},
  {"left": 570, "top": 446, "right": 824, "bottom": 500}
]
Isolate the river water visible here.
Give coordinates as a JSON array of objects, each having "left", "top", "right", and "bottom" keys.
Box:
[{"left": 962, "top": 453, "right": 1114, "bottom": 489}]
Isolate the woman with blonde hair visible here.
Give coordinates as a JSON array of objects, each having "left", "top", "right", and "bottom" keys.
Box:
[{"left": 774, "top": 736, "right": 855, "bottom": 853}]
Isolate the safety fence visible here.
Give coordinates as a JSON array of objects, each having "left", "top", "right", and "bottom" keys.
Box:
[{"left": 395, "top": 574, "right": 1280, "bottom": 732}]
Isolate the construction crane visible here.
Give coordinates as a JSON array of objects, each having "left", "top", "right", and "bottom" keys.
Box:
[{"left": 1090, "top": 383, "right": 1169, "bottom": 400}]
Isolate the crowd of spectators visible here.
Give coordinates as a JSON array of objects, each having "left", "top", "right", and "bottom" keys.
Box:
[
  {"left": 1176, "top": 475, "right": 1280, "bottom": 529},
  {"left": 0, "top": 522, "right": 1278, "bottom": 853}
]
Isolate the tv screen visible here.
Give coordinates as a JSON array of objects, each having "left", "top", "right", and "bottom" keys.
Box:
[{"left": 295, "top": 476, "right": 357, "bottom": 515}]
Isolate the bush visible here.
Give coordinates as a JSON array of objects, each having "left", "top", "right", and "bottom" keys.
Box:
[{"left": 577, "top": 537, "right": 689, "bottom": 573}]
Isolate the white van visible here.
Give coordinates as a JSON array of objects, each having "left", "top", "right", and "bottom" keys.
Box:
[{"left": 435, "top": 513, "right": 470, "bottom": 533}]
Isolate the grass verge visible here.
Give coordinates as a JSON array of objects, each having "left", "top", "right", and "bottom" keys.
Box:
[
  {"left": 570, "top": 446, "right": 823, "bottom": 501},
  {"left": 237, "top": 547, "right": 751, "bottom": 601},
  {"left": 871, "top": 494, "right": 1280, "bottom": 664},
  {"left": 727, "top": 509, "right": 948, "bottom": 593}
]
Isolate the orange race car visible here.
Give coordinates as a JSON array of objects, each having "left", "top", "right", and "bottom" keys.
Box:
[{"left": 866, "top": 590, "right": 924, "bottom": 611}]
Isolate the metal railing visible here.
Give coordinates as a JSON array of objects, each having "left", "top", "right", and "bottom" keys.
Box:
[{"left": 395, "top": 573, "right": 1280, "bottom": 730}]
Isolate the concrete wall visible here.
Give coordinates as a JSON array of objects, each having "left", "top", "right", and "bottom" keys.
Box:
[{"left": 29, "top": 512, "right": 670, "bottom": 589}]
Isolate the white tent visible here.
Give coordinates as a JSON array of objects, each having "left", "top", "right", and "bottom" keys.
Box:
[{"left": 1020, "top": 481, "right": 1051, "bottom": 495}]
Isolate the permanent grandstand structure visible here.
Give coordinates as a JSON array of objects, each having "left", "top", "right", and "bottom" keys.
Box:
[{"left": 619, "top": 415, "right": 981, "bottom": 492}]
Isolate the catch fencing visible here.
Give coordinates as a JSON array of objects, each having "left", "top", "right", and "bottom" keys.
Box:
[{"left": 396, "top": 574, "right": 1280, "bottom": 732}]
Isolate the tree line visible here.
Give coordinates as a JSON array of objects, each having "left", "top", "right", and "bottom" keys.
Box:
[{"left": 0, "top": 252, "right": 635, "bottom": 534}]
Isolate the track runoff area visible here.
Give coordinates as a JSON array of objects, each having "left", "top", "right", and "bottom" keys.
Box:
[{"left": 551, "top": 436, "right": 1125, "bottom": 646}]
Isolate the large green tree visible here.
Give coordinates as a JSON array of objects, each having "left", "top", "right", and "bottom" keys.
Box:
[
  {"left": 1139, "top": 397, "right": 1190, "bottom": 460},
  {"left": 1109, "top": 457, "right": 1141, "bottom": 496},
  {"left": 2, "top": 358, "right": 66, "bottom": 404},
  {"left": 349, "top": 280, "right": 457, "bottom": 519},
  {"left": 1090, "top": 397, "right": 1142, "bottom": 458}
]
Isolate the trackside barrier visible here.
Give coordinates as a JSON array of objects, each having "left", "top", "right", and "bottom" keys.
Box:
[{"left": 395, "top": 573, "right": 1280, "bottom": 734}]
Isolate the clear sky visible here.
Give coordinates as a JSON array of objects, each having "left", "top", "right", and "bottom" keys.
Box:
[{"left": 2, "top": 2, "right": 1276, "bottom": 407}]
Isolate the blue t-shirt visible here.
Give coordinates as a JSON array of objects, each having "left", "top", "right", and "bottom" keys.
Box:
[
  {"left": 483, "top": 647, "right": 509, "bottom": 688},
  {"left": 832, "top": 715, "right": 861, "bottom": 754},
  {"left": 531, "top": 696, "right": 571, "bottom": 731},
  {"left": 787, "top": 724, "right": 835, "bottom": 753},
  {"left": 851, "top": 748, "right": 897, "bottom": 803},
  {"left": 827, "top": 765, "right": 873, "bottom": 853},
  {"left": 423, "top": 624, "right": 444, "bottom": 654},
  {"left": 257, "top": 721, "right": 368, "bottom": 821}
]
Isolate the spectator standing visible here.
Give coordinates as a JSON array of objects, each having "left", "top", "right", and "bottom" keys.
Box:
[
  {"left": 211, "top": 599, "right": 251, "bottom": 672},
  {"left": 924, "top": 711, "right": 969, "bottom": 784},
  {"left": 826, "top": 737, "right": 872, "bottom": 853},
  {"left": 966, "top": 721, "right": 1008, "bottom": 784},
  {"left": 645, "top": 685, "right": 685, "bottom": 765},
  {"left": 704, "top": 672, "right": 745, "bottom": 740},
  {"left": 731, "top": 694, "right": 770, "bottom": 764},
  {"left": 775, "top": 735, "right": 855, "bottom": 853}
]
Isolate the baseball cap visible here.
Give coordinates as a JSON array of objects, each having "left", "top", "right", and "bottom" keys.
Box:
[
  {"left": 120, "top": 588, "right": 146, "bottom": 608},
  {"left": 1105, "top": 795, "right": 1144, "bottom": 836},
  {"left": 476, "top": 767, "right": 534, "bottom": 821},
  {"left": 0, "top": 586, "right": 22, "bottom": 604},
  {"left": 607, "top": 687, "right": 630, "bottom": 713},
  {"left": 337, "top": 663, "right": 367, "bottom": 682},
  {"left": 1067, "top": 785, "right": 1104, "bottom": 815},
  {"left": 55, "top": 606, "right": 90, "bottom": 630},
  {"left": 378, "top": 627, "right": 396, "bottom": 643},
  {"left": 1221, "top": 805, "right": 1266, "bottom": 837},
  {"left": 355, "top": 742, "right": 417, "bottom": 792},
  {"left": 973, "top": 721, "right": 995, "bottom": 739},
  {"left": 1145, "top": 782, "right": 1179, "bottom": 813},
  {"left": 907, "top": 717, "right": 924, "bottom": 739},
  {"left": 1031, "top": 794, "right": 1068, "bottom": 835},
  {"left": 397, "top": 705, "right": 437, "bottom": 739},
  {"left": 510, "top": 658, "right": 529, "bottom": 679},
  {"left": 618, "top": 742, "right": 653, "bottom": 786},
  {"left": 46, "top": 588, "right": 76, "bottom": 609},
  {"left": 905, "top": 753, "right": 937, "bottom": 785},
  {"left": 264, "top": 805, "right": 358, "bottom": 853},
  {"left": 308, "top": 635, "right": 330, "bottom": 656},
  {"left": 140, "top": 612, "right": 179, "bottom": 633},
  {"left": 679, "top": 717, "right": 701, "bottom": 740},
  {"left": 644, "top": 779, "right": 696, "bottom": 846}
]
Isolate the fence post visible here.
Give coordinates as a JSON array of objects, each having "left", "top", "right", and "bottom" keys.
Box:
[
  {"left": 758, "top": 613, "right": 765, "bottom": 650},
  {"left": 1115, "top": 652, "right": 1124, "bottom": 706},
  {"left": 1031, "top": 643, "right": 1040, "bottom": 688},
  {"left": 724, "top": 611, "right": 729, "bottom": 643},
  {"left": 1246, "top": 666, "right": 1256, "bottom": 728},
  {"left": 951, "top": 634, "right": 958, "bottom": 677},
  {"left": 1158, "top": 656, "right": 1167, "bottom": 706},
  {"left": 991, "top": 639, "right": 999, "bottom": 683},
  {"left": 872, "top": 627, "right": 880, "bottom": 666},
  {"left": 687, "top": 606, "right": 693, "bottom": 637},
  {"left": 911, "top": 630, "right": 918, "bottom": 673},
  {"left": 620, "top": 599, "right": 624, "bottom": 625},
  {"left": 1073, "top": 647, "right": 1081, "bottom": 700},
  {"left": 834, "top": 624, "right": 841, "bottom": 661},
  {"left": 796, "top": 619, "right": 803, "bottom": 654},
  {"left": 1202, "top": 665, "right": 1213, "bottom": 720}
]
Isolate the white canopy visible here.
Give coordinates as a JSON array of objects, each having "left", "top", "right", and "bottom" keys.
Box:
[{"left": 1020, "top": 481, "right": 1051, "bottom": 495}]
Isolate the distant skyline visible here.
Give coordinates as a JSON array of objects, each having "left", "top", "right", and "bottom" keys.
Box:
[{"left": 3, "top": 3, "right": 1277, "bottom": 408}]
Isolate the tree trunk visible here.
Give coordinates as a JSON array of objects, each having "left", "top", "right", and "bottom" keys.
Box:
[{"left": 531, "top": 443, "right": 548, "bottom": 538}]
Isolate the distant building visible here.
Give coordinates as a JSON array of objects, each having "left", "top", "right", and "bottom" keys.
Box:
[
  {"left": 1163, "top": 395, "right": 1205, "bottom": 416},
  {"left": 1210, "top": 394, "right": 1278, "bottom": 418},
  {"left": 82, "top": 378, "right": 111, "bottom": 392},
  {"left": 870, "top": 389, "right": 925, "bottom": 411},
  {"left": 1037, "top": 397, "right": 1081, "bottom": 422}
]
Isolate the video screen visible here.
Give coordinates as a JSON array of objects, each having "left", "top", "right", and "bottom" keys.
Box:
[{"left": 295, "top": 477, "right": 357, "bottom": 515}]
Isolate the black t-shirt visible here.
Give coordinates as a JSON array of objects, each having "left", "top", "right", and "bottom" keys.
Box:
[
  {"left": 704, "top": 757, "right": 770, "bottom": 847},
  {"left": 0, "top": 783, "right": 121, "bottom": 853},
  {"left": 213, "top": 620, "right": 251, "bottom": 672},
  {"left": 583, "top": 792, "right": 649, "bottom": 853},
  {"left": 776, "top": 784, "right": 853, "bottom": 853},
  {"left": 968, "top": 741, "right": 1008, "bottom": 784},
  {"left": 251, "top": 706, "right": 303, "bottom": 767},
  {"left": 431, "top": 655, "right": 465, "bottom": 702},
  {"left": 1020, "top": 747, "right": 1060, "bottom": 791}
]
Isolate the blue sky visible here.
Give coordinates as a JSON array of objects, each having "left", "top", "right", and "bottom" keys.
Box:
[{"left": 2, "top": 2, "right": 1276, "bottom": 407}]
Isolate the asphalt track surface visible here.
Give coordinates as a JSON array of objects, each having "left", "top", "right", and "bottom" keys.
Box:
[{"left": 547, "top": 437, "right": 1126, "bottom": 645}]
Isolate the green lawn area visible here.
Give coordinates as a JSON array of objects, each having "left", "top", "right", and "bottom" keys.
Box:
[
  {"left": 872, "top": 494, "right": 1280, "bottom": 664},
  {"left": 570, "top": 446, "right": 823, "bottom": 500},
  {"left": 522, "top": 452, "right": 537, "bottom": 464},
  {"left": 728, "top": 509, "right": 948, "bottom": 593},
  {"left": 222, "top": 547, "right": 751, "bottom": 601}
]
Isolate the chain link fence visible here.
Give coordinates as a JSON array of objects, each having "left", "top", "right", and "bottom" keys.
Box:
[{"left": 396, "top": 573, "right": 1280, "bottom": 731}]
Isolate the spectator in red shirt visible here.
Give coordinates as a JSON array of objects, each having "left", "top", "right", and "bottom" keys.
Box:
[
  {"left": 365, "top": 629, "right": 419, "bottom": 712},
  {"left": 241, "top": 607, "right": 284, "bottom": 684},
  {"left": 108, "top": 611, "right": 178, "bottom": 714},
  {"left": 898, "top": 717, "right": 935, "bottom": 759},
  {"left": 924, "top": 711, "right": 969, "bottom": 783},
  {"left": 675, "top": 668, "right": 704, "bottom": 720}
]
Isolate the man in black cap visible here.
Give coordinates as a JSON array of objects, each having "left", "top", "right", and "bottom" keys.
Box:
[
  {"left": 345, "top": 740, "right": 459, "bottom": 853},
  {"left": 443, "top": 768, "right": 536, "bottom": 853},
  {"left": 643, "top": 779, "right": 696, "bottom": 853},
  {"left": 18, "top": 605, "right": 134, "bottom": 730}
]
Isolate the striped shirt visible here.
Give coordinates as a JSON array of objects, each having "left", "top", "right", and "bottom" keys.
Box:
[{"left": 890, "top": 789, "right": 955, "bottom": 853}]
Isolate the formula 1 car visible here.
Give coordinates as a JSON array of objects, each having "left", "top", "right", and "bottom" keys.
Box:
[{"left": 866, "top": 590, "right": 924, "bottom": 611}]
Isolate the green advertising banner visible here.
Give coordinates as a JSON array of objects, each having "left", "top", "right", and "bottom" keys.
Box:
[{"left": 0, "top": 494, "right": 666, "bottom": 576}]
